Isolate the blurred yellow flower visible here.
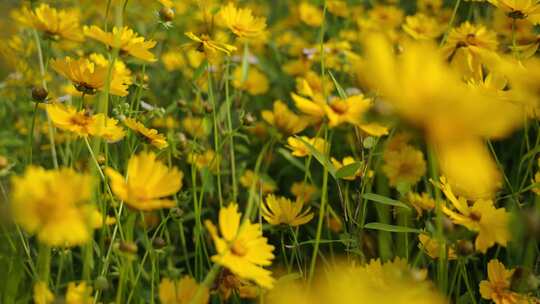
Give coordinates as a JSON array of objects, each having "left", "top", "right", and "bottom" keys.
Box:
[
  {"left": 479, "top": 260, "right": 520, "bottom": 304},
  {"left": 105, "top": 152, "right": 183, "bottom": 211},
  {"left": 436, "top": 177, "right": 510, "bottom": 253},
  {"left": 34, "top": 281, "right": 54, "bottom": 304},
  {"left": 406, "top": 192, "right": 436, "bottom": 216},
  {"left": 184, "top": 32, "right": 237, "bottom": 56},
  {"left": 261, "top": 194, "right": 314, "bottom": 227},
  {"left": 50, "top": 56, "right": 131, "bottom": 97},
  {"left": 382, "top": 143, "right": 426, "bottom": 188},
  {"left": 233, "top": 66, "right": 269, "bottom": 95},
  {"left": 261, "top": 100, "right": 308, "bottom": 135},
  {"left": 12, "top": 4, "right": 84, "bottom": 42},
  {"left": 65, "top": 282, "right": 93, "bottom": 304},
  {"left": 361, "top": 34, "right": 524, "bottom": 198},
  {"left": 290, "top": 182, "right": 318, "bottom": 203},
  {"left": 159, "top": 276, "right": 209, "bottom": 304},
  {"left": 205, "top": 204, "right": 275, "bottom": 288},
  {"left": 124, "top": 118, "right": 168, "bottom": 149},
  {"left": 84, "top": 26, "right": 157, "bottom": 62},
  {"left": 287, "top": 136, "right": 328, "bottom": 158},
  {"left": 239, "top": 170, "right": 276, "bottom": 194},
  {"left": 299, "top": 2, "right": 324, "bottom": 27},
  {"left": 188, "top": 150, "right": 220, "bottom": 173},
  {"left": 219, "top": 3, "right": 267, "bottom": 39},
  {"left": 11, "top": 167, "right": 96, "bottom": 247},
  {"left": 418, "top": 234, "right": 457, "bottom": 260},
  {"left": 402, "top": 13, "right": 445, "bottom": 40},
  {"left": 182, "top": 116, "right": 210, "bottom": 139},
  {"left": 331, "top": 156, "right": 364, "bottom": 180},
  {"left": 324, "top": 95, "right": 388, "bottom": 136}
]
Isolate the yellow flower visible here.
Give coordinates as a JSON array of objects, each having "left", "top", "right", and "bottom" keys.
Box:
[
  {"left": 402, "top": 13, "right": 445, "bottom": 40},
  {"left": 184, "top": 32, "right": 237, "bottom": 56},
  {"left": 46, "top": 103, "right": 125, "bottom": 142},
  {"left": 479, "top": 260, "right": 521, "bottom": 304},
  {"left": 261, "top": 195, "right": 314, "bottom": 227},
  {"left": 290, "top": 92, "right": 325, "bottom": 121},
  {"left": 34, "top": 281, "right": 54, "bottom": 304},
  {"left": 488, "top": 0, "right": 540, "bottom": 23},
  {"left": 324, "top": 95, "right": 388, "bottom": 136},
  {"left": 290, "top": 182, "right": 318, "bottom": 203},
  {"left": 205, "top": 204, "right": 275, "bottom": 288},
  {"left": 12, "top": 4, "right": 84, "bottom": 42},
  {"left": 436, "top": 177, "right": 510, "bottom": 253},
  {"left": 124, "top": 118, "right": 168, "bottom": 149},
  {"left": 65, "top": 282, "right": 93, "bottom": 304},
  {"left": 442, "top": 22, "right": 499, "bottom": 80},
  {"left": 382, "top": 144, "right": 426, "bottom": 188},
  {"left": 182, "top": 116, "right": 210, "bottom": 139},
  {"left": 299, "top": 2, "right": 324, "bottom": 27},
  {"left": 188, "top": 150, "right": 220, "bottom": 173},
  {"left": 361, "top": 34, "right": 524, "bottom": 198},
  {"left": 50, "top": 56, "right": 131, "bottom": 97},
  {"left": 418, "top": 234, "right": 457, "bottom": 260},
  {"left": 239, "top": 170, "right": 276, "bottom": 194},
  {"left": 261, "top": 100, "right": 308, "bottom": 135},
  {"left": 11, "top": 167, "right": 96, "bottom": 247},
  {"left": 105, "top": 152, "right": 183, "bottom": 211},
  {"left": 84, "top": 26, "right": 157, "bottom": 62},
  {"left": 217, "top": 270, "right": 259, "bottom": 300},
  {"left": 232, "top": 66, "right": 269, "bottom": 95},
  {"left": 159, "top": 276, "right": 209, "bottom": 304},
  {"left": 286, "top": 136, "right": 328, "bottom": 158},
  {"left": 406, "top": 192, "right": 436, "bottom": 216},
  {"left": 219, "top": 3, "right": 267, "bottom": 39}
]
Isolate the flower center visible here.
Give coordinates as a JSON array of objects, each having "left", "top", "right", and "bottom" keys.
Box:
[
  {"left": 469, "top": 211, "right": 482, "bottom": 222},
  {"left": 231, "top": 240, "right": 248, "bottom": 257}
]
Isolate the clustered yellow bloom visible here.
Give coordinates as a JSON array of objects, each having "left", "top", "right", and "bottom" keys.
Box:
[
  {"left": 11, "top": 167, "right": 99, "bottom": 247},
  {"left": 124, "top": 118, "right": 169, "bottom": 149},
  {"left": 219, "top": 3, "right": 267, "bottom": 39},
  {"left": 261, "top": 100, "right": 308, "bottom": 135},
  {"left": 287, "top": 136, "right": 328, "bottom": 157},
  {"left": 261, "top": 194, "right": 314, "bottom": 227},
  {"left": 84, "top": 26, "right": 157, "bottom": 62},
  {"left": 205, "top": 204, "right": 275, "bottom": 288},
  {"left": 106, "top": 152, "right": 183, "bottom": 211}
]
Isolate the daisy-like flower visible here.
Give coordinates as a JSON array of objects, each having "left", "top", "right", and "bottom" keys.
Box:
[
  {"left": 261, "top": 100, "right": 308, "bottom": 136},
  {"left": 382, "top": 142, "right": 426, "bottom": 188},
  {"left": 286, "top": 136, "right": 328, "bottom": 158},
  {"left": 232, "top": 66, "right": 269, "bottom": 95},
  {"left": 442, "top": 22, "right": 499, "bottom": 80},
  {"left": 406, "top": 192, "right": 436, "bottom": 217},
  {"left": 84, "top": 26, "right": 157, "bottom": 62},
  {"left": 159, "top": 276, "right": 209, "bottom": 304},
  {"left": 219, "top": 3, "right": 267, "bottom": 39},
  {"left": 46, "top": 103, "right": 125, "bottom": 142},
  {"left": 299, "top": 2, "right": 324, "bottom": 27},
  {"left": 324, "top": 95, "right": 388, "bottom": 136},
  {"left": 488, "top": 0, "right": 540, "bottom": 23},
  {"left": 105, "top": 152, "right": 183, "bottom": 211},
  {"left": 50, "top": 56, "right": 131, "bottom": 97},
  {"left": 479, "top": 260, "right": 521, "bottom": 304},
  {"left": 12, "top": 4, "right": 84, "bottom": 42},
  {"left": 184, "top": 32, "right": 237, "bottom": 56},
  {"left": 261, "top": 195, "right": 314, "bottom": 227},
  {"left": 11, "top": 166, "right": 98, "bottom": 247},
  {"left": 124, "top": 118, "right": 168, "bottom": 149},
  {"left": 205, "top": 204, "right": 275, "bottom": 289},
  {"left": 436, "top": 177, "right": 510, "bottom": 253}
]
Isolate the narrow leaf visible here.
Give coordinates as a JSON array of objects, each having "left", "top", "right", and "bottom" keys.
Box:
[
  {"left": 362, "top": 193, "right": 411, "bottom": 210},
  {"left": 335, "top": 161, "right": 362, "bottom": 179},
  {"left": 364, "top": 222, "right": 423, "bottom": 233}
]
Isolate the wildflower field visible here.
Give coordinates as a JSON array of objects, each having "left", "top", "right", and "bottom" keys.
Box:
[{"left": 1, "top": 0, "right": 540, "bottom": 303}]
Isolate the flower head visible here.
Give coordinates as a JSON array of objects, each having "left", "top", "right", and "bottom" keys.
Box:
[
  {"left": 12, "top": 4, "right": 84, "bottom": 42},
  {"left": 159, "top": 276, "right": 209, "bottom": 304},
  {"left": 11, "top": 167, "right": 97, "bottom": 247},
  {"left": 219, "top": 3, "right": 267, "bottom": 39},
  {"left": 65, "top": 282, "right": 93, "bottom": 304},
  {"left": 479, "top": 260, "right": 520, "bottom": 304},
  {"left": 418, "top": 234, "right": 457, "bottom": 260},
  {"left": 51, "top": 56, "right": 131, "bottom": 97},
  {"left": 261, "top": 100, "right": 308, "bottom": 135},
  {"left": 124, "top": 118, "right": 168, "bottom": 149},
  {"left": 287, "top": 136, "right": 328, "bottom": 158},
  {"left": 261, "top": 195, "right": 314, "bottom": 227},
  {"left": 205, "top": 204, "right": 275, "bottom": 289},
  {"left": 105, "top": 152, "right": 183, "bottom": 211},
  {"left": 184, "top": 32, "right": 237, "bottom": 56},
  {"left": 488, "top": 0, "right": 540, "bottom": 22},
  {"left": 232, "top": 66, "right": 269, "bottom": 95},
  {"left": 34, "top": 281, "right": 54, "bottom": 304},
  {"left": 84, "top": 26, "right": 157, "bottom": 62}
]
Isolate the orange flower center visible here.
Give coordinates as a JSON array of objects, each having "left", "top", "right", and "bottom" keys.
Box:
[{"left": 231, "top": 240, "right": 248, "bottom": 257}]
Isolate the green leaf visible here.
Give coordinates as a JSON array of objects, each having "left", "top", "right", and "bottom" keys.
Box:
[
  {"left": 335, "top": 161, "right": 362, "bottom": 179},
  {"left": 297, "top": 136, "right": 336, "bottom": 177},
  {"left": 362, "top": 193, "right": 411, "bottom": 210},
  {"left": 364, "top": 222, "right": 423, "bottom": 233},
  {"left": 328, "top": 71, "right": 347, "bottom": 99},
  {"left": 278, "top": 148, "right": 306, "bottom": 172}
]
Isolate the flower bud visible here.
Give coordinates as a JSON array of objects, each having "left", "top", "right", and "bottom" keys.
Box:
[
  {"left": 152, "top": 237, "right": 167, "bottom": 249},
  {"left": 119, "top": 241, "right": 138, "bottom": 254},
  {"left": 159, "top": 7, "right": 175, "bottom": 22},
  {"left": 456, "top": 239, "right": 474, "bottom": 256},
  {"left": 94, "top": 276, "right": 109, "bottom": 291},
  {"left": 31, "top": 86, "right": 48, "bottom": 102}
]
